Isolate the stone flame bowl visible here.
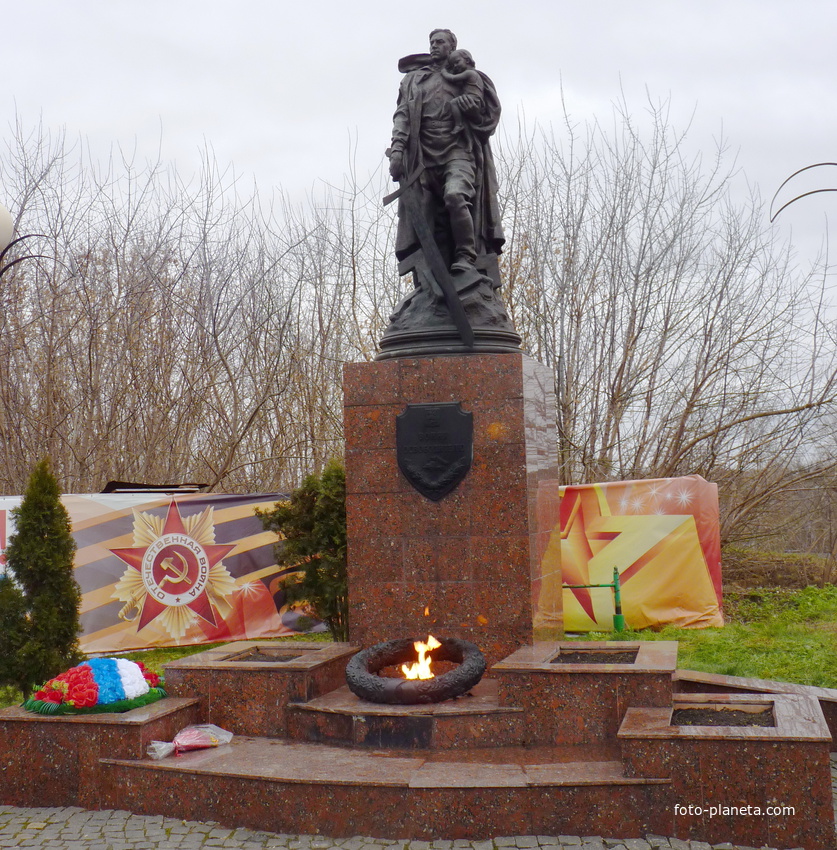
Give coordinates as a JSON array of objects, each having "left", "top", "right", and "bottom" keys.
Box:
[{"left": 345, "top": 636, "right": 486, "bottom": 705}]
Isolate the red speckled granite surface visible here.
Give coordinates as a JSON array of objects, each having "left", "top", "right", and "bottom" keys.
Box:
[
  {"left": 1, "top": 642, "right": 835, "bottom": 847},
  {"left": 619, "top": 692, "right": 833, "bottom": 849},
  {"left": 163, "top": 641, "right": 357, "bottom": 737},
  {"left": 343, "top": 354, "right": 562, "bottom": 667},
  {"left": 287, "top": 679, "right": 526, "bottom": 749},
  {"left": 96, "top": 736, "right": 672, "bottom": 839},
  {"left": 674, "top": 666, "right": 837, "bottom": 743},
  {"left": 0, "top": 697, "right": 201, "bottom": 808},
  {"left": 493, "top": 641, "right": 678, "bottom": 745}
]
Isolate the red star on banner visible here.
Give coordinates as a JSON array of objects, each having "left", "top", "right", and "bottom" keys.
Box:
[{"left": 110, "top": 501, "right": 236, "bottom": 631}]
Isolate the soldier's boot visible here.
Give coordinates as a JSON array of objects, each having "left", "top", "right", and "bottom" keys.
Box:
[{"left": 447, "top": 204, "right": 477, "bottom": 273}]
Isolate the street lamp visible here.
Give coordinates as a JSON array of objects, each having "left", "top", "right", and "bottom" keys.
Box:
[
  {"left": 0, "top": 202, "right": 12, "bottom": 254},
  {"left": 0, "top": 202, "right": 49, "bottom": 280}
]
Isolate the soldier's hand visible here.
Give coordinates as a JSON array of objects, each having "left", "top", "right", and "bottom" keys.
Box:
[
  {"left": 453, "top": 94, "right": 481, "bottom": 118},
  {"left": 389, "top": 151, "right": 404, "bottom": 181}
]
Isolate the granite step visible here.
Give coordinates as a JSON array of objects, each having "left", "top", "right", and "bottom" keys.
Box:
[
  {"left": 287, "top": 679, "right": 527, "bottom": 749},
  {"left": 674, "top": 667, "right": 837, "bottom": 746},
  {"left": 0, "top": 697, "right": 204, "bottom": 809},
  {"left": 98, "top": 736, "right": 671, "bottom": 839}
]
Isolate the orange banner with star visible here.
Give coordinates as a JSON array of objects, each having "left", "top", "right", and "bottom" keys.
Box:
[
  {"left": 553, "top": 475, "right": 723, "bottom": 631},
  {"left": 0, "top": 492, "right": 317, "bottom": 653}
]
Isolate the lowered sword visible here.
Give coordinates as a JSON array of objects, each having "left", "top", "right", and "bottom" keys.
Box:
[{"left": 384, "top": 176, "right": 475, "bottom": 349}]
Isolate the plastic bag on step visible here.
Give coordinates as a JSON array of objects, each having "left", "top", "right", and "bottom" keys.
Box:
[
  {"left": 146, "top": 740, "right": 176, "bottom": 760},
  {"left": 146, "top": 724, "right": 233, "bottom": 759},
  {"left": 173, "top": 723, "right": 233, "bottom": 753}
]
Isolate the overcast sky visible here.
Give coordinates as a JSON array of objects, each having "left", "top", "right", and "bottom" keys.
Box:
[{"left": 4, "top": 0, "right": 837, "bottom": 266}]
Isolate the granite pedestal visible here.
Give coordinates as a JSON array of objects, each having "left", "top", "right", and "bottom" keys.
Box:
[{"left": 343, "top": 353, "right": 563, "bottom": 665}]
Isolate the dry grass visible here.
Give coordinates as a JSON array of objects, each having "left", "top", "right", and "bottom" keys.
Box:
[{"left": 722, "top": 545, "right": 836, "bottom": 589}]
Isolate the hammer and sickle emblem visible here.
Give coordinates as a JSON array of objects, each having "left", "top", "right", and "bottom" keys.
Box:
[{"left": 158, "top": 551, "right": 192, "bottom": 586}]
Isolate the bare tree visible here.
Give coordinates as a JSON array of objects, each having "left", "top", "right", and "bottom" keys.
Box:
[
  {"left": 0, "top": 122, "right": 335, "bottom": 493},
  {"left": 2, "top": 106, "right": 836, "bottom": 551},
  {"left": 496, "top": 99, "right": 837, "bottom": 543}
]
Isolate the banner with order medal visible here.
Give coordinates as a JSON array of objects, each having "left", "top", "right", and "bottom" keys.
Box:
[{"left": 0, "top": 492, "right": 313, "bottom": 653}]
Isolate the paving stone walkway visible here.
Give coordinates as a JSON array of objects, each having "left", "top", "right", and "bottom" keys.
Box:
[
  {"left": 3, "top": 753, "right": 836, "bottom": 849},
  {"left": 0, "top": 806, "right": 809, "bottom": 850}
]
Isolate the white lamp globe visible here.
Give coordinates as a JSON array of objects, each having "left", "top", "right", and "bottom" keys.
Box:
[{"left": 0, "top": 203, "right": 13, "bottom": 254}]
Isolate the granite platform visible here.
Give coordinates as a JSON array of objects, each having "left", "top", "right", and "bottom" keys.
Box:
[
  {"left": 0, "top": 697, "right": 201, "bottom": 809},
  {"left": 674, "top": 666, "right": 837, "bottom": 742},
  {"left": 97, "top": 736, "right": 671, "bottom": 840},
  {"left": 287, "top": 679, "right": 527, "bottom": 749},
  {"left": 620, "top": 692, "right": 833, "bottom": 850},
  {"left": 163, "top": 641, "right": 357, "bottom": 738},
  {"left": 1, "top": 640, "right": 834, "bottom": 848},
  {"left": 493, "top": 642, "right": 678, "bottom": 745}
]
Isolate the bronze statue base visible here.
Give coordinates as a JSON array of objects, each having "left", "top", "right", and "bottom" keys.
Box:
[
  {"left": 376, "top": 325, "right": 521, "bottom": 360},
  {"left": 376, "top": 265, "right": 522, "bottom": 360}
]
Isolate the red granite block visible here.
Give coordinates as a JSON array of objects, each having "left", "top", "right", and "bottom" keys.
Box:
[
  {"left": 469, "top": 443, "right": 527, "bottom": 491},
  {"left": 288, "top": 680, "right": 526, "bottom": 750},
  {"left": 342, "top": 404, "right": 403, "bottom": 449},
  {"left": 454, "top": 354, "right": 528, "bottom": 401},
  {"left": 402, "top": 536, "right": 441, "bottom": 582},
  {"left": 346, "top": 584, "right": 370, "bottom": 622},
  {"left": 494, "top": 642, "right": 677, "bottom": 744},
  {"left": 287, "top": 705, "right": 355, "bottom": 745},
  {"left": 469, "top": 398, "right": 527, "bottom": 444},
  {"left": 349, "top": 580, "right": 444, "bottom": 644},
  {"left": 469, "top": 488, "right": 529, "bottom": 535},
  {"left": 164, "top": 643, "right": 355, "bottom": 738},
  {"left": 397, "top": 355, "right": 527, "bottom": 405},
  {"left": 431, "top": 710, "right": 527, "bottom": 749},
  {"left": 469, "top": 534, "right": 529, "bottom": 576},
  {"left": 435, "top": 579, "right": 477, "bottom": 619},
  {"left": 346, "top": 493, "right": 408, "bottom": 538},
  {"left": 527, "top": 784, "right": 673, "bottom": 838},
  {"left": 343, "top": 361, "right": 401, "bottom": 406},
  {"left": 0, "top": 698, "right": 202, "bottom": 808},
  {"left": 207, "top": 669, "right": 296, "bottom": 738},
  {"left": 96, "top": 743, "right": 678, "bottom": 840},
  {"left": 344, "top": 448, "right": 400, "bottom": 495},
  {"left": 345, "top": 353, "right": 562, "bottom": 661},
  {"left": 356, "top": 580, "right": 440, "bottom": 616},
  {"left": 471, "top": 580, "right": 530, "bottom": 631},
  {"left": 618, "top": 693, "right": 834, "bottom": 850},
  {"left": 396, "top": 357, "right": 444, "bottom": 401},
  {"left": 432, "top": 537, "right": 473, "bottom": 582},
  {"left": 399, "top": 488, "right": 472, "bottom": 537},
  {"left": 673, "top": 668, "right": 837, "bottom": 745},
  {"left": 414, "top": 787, "right": 533, "bottom": 838},
  {"left": 348, "top": 537, "right": 403, "bottom": 583}
]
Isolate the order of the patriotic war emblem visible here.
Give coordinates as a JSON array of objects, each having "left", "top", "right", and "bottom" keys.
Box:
[{"left": 396, "top": 403, "right": 473, "bottom": 501}]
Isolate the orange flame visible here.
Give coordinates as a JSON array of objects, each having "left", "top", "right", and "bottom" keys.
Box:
[{"left": 401, "top": 634, "right": 441, "bottom": 680}]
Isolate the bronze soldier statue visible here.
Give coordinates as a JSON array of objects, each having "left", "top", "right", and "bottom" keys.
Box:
[
  {"left": 388, "top": 28, "right": 503, "bottom": 274},
  {"left": 378, "top": 29, "right": 520, "bottom": 359}
]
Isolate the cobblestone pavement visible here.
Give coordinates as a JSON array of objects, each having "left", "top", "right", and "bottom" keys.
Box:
[
  {"left": 0, "top": 806, "right": 812, "bottom": 850},
  {"left": 3, "top": 754, "right": 835, "bottom": 849}
]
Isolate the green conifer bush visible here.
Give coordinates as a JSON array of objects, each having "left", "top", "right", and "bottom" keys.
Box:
[
  {"left": 257, "top": 458, "right": 348, "bottom": 642},
  {"left": 4, "top": 458, "right": 82, "bottom": 697},
  {"left": 0, "top": 574, "right": 29, "bottom": 695}
]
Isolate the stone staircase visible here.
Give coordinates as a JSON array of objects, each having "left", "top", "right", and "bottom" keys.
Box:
[
  {"left": 97, "top": 735, "right": 671, "bottom": 840},
  {"left": 0, "top": 638, "right": 833, "bottom": 849}
]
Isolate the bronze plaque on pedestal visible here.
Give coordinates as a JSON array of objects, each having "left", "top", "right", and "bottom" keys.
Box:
[{"left": 396, "top": 402, "right": 473, "bottom": 501}]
